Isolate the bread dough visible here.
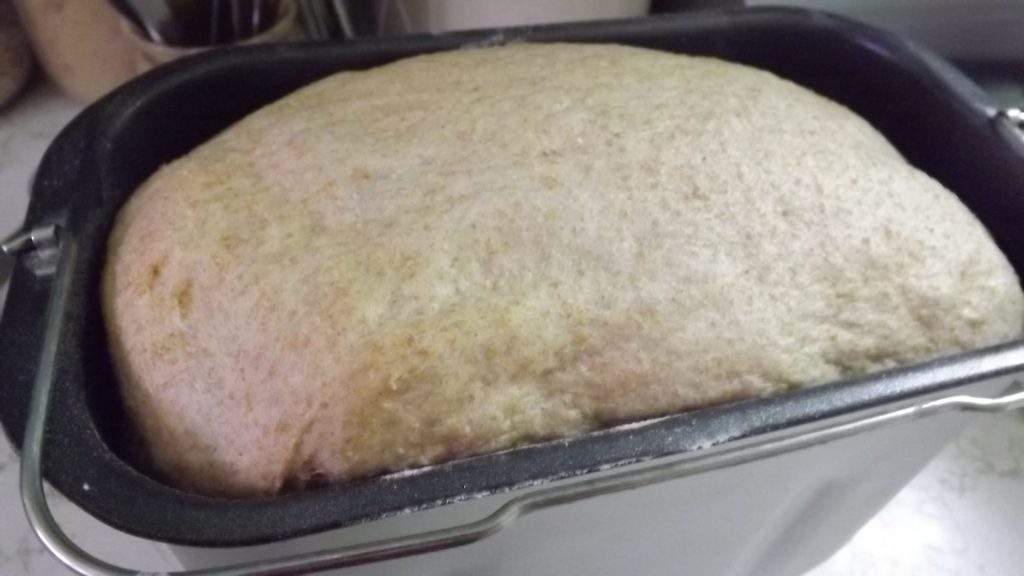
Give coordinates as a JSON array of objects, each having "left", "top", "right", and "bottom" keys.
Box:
[{"left": 103, "top": 43, "right": 1024, "bottom": 496}]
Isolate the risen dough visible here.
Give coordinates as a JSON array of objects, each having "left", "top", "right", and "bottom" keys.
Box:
[{"left": 103, "top": 43, "right": 1024, "bottom": 497}]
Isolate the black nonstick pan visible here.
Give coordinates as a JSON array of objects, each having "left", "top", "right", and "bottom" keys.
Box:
[{"left": 2, "top": 8, "right": 1023, "bottom": 556}]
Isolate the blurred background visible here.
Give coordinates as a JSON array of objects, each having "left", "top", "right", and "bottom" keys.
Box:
[{"left": 1, "top": 0, "right": 1022, "bottom": 107}]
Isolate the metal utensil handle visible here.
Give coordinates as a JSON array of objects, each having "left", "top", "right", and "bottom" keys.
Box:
[{"left": 12, "top": 228, "right": 1024, "bottom": 576}]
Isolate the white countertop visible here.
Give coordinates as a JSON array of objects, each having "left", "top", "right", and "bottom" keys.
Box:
[{"left": 2, "top": 83, "right": 1023, "bottom": 575}]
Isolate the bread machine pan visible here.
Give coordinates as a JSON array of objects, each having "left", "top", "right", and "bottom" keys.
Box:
[{"left": 1, "top": 7, "right": 1024, "bottom": 575}]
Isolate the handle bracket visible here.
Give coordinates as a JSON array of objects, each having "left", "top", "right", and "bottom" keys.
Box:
[{"left": 2, "top": 224, "right": 62, "bottom": 278}]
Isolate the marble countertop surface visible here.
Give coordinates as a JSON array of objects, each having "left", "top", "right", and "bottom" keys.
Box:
[{"left": 2, "top": 83, "right": 1023, "bottom": 575}]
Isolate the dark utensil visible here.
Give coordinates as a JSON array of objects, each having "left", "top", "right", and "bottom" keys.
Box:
[
  {"left": 108, "top": 0, "right": 166, "bottom": 42},
  {"left": 299, "top": 0, "right": 332, "bottom": 39},
  {"left": 110, "top": 0, "right": 282, "bottom": 47}
]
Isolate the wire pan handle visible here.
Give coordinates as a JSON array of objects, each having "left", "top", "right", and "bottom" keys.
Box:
[{"left": 9, "top": 226, "right": 1024, "bottom": 576}]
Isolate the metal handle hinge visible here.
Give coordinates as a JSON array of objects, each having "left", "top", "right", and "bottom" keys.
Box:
[
  {"left": 2, "top": 225, "right": 62, "bottom": 278},
  {"left": 998, "top": 107, "right": 1024, "bottom": 130}
]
